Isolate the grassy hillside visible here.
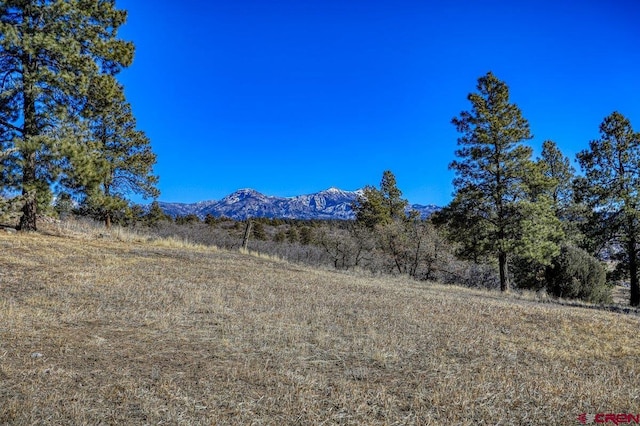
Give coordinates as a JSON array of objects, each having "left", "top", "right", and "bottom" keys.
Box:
[{"left": 1, "top": 228, "right": 639, "bottom": 425}]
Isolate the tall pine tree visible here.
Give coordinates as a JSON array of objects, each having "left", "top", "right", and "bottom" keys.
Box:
[
  {"left": 538, "top": 140, "right": 575, "bottom": 214},
  {"left": 76, "top": 75, "right": 158, "bottom": 228},
  {"left": 448, "top": 72, "right": 534, "bottom": 291},
  {"left": 0, "top": 0, "right": 133, "bottom": 230},
  {"left": 536, "top": 140, "right": 585, "bottom": 245},
  {"left": 576, "top": 111, "right": 640, "bottom": 306}
]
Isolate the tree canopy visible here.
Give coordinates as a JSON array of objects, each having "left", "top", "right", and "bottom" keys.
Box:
[
  {"left": 576, "top": 111, "right": 640, "bottom": 306},
  {"left": 0, "top": 0, "right": 137, "bottom": 230},
  {"left": 353, "top": 170, "right": 408, "bottom": 229},
  {"left": 75, "top": 75, "right": 158, "bottom": 228},
  {"left": 447, "top": 71, "right": 537, "bottom": 291}
]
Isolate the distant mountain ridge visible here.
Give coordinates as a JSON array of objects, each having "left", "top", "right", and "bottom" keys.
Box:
[{"left": 157, "top": 188, "right": 440, "bottom": 221}]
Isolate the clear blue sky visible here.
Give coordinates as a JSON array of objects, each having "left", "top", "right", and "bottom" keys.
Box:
[{"left": 116, "top": 0, "right": 640, "bottom": 206}]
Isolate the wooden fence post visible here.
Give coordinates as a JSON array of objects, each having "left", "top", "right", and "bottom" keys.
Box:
[{"left": 242, "top": 219, "right": 253, "bottom": 250}]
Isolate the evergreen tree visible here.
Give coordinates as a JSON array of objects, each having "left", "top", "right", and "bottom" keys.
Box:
[
  {"left": 0, "top": 0, "right": 134, "bottom": 230},
  {"left": 175, "top": 214, "right": 200, "bottom": 225},
  {"left": 0, "top": 144, "right": 19, "bottom": 219},
  {"left": 353, "top": 170, "right": 408, "bottom": 229},
  {"left": 1, "top": 68, "right": 18, "bottom": 193},
  {"left": 125, "top": 204, "right": 146, "bottom": 227},
  {"left": 576, "top": 111, "right": 640, "bottom": 306},
  {"left": 354, "top": 185, "right": 387, "bottom": 229},
  {"left": 535, "top": 140, "right": 588, "bottom": 244},
  {"left": 286, "top": 227, "right": 299, "bottom": 243},
  {"left": 510, "top": 195, "right": 564, "bottom": 289},
  {"left": 145, "top": 200, "right": 168, "bottom": 227},
  {"left": 538, "top": 140, "right": 575, "bottom": 214},
  {"left": 204, "top": 213, "right": 217, "bottom": 226},
  {"left": 448, "top": 72, "right": 534, "bottom": 291},
  {"left": 53, "top": 192, "right": 73, "bottom": 219},
  {"left": 546, "top": 244, "right": 610, "bottom": 304},
  {"left": 432, "top": 195, "right": 491, "bottom": 264},
  {"left": 274, "top": 230, "right": 286, "bottom": 243},
  {"left": 0, "top": 141, "right": 17, "bottom": 189},
  {"left": 353, "top": 170, "right": 436, "bottom": 277},
  {"left": 299, "top": 226, "right": 313, "bottom": 245},
  {"left": 380, "top": 170, "right": 407, "bottom": 221},
  {"left": 78, "top": 75, "right": 158, "bottom": 228},
  {"left": 252, "top": 221, "right": 267, "bottom": 240}
]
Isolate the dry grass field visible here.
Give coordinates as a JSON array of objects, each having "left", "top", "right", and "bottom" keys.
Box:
[{"left": 1, "top": 226, "right": 639, "bottom": 425}]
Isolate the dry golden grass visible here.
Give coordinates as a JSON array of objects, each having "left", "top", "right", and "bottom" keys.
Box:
[{"left": 1, "top": 228, "right": 639, "bottom": 425}]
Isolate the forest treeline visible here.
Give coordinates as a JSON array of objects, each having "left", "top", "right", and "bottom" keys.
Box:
[
  {"left": 1, "top": 3, "right": 639, "bottom": 306},
  {"left": 437, "top": 72, "right": 640, "bottom": 307}
]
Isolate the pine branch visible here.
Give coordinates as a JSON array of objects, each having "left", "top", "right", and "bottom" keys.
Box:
[
  {"left": 0, "top": 146, "right": 17, "bottom": 159},
  {"left": 0, "top": 117, "right": 21, "bottom": 133}
]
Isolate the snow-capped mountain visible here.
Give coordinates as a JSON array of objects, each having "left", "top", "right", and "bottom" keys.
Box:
[{"left": 157, "top": 188, "right": 440, "bottom": 221}]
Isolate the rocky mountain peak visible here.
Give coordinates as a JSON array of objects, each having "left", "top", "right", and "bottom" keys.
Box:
[{"left": 157, "top": 188, "right": 439, "bottom": 221}]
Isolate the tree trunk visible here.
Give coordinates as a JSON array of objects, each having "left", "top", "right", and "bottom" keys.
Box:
[
  {"left": 18, "top": 176, "right": 37, "bottom": 231},
  {"left": 105, "top": 213, "right": 112, "bottom": 230},
  {"left": 18, "top": 58, "right": 38, "bottom": 232},
  {"left": 499, "top": 251, "right": 510, "bottom": 292},
  {"left": 628, "top": 231, "right": 639, "bottom": 306},
  {"left": 18, "top": 148, "right": 37, "bottom": 232}
]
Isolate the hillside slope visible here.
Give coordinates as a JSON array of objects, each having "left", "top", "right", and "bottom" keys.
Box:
[{"left": 1, "top": 230, "right": 639, "bottom": 425}]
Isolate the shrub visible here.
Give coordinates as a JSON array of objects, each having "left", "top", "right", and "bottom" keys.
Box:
[
  {"left": 252, "top": 222, "right": 267, "bottom": 240},
  {"left": 511, "top": 256, "right": 547, "bottom": 291},
  {"left": 286, "top": 227, "right": 299, "bottom": 244},
  {"left": 175, "top": 214, "right": 201, "bottom": 225},
  {"left": 545, "top": 245, "right": 611, "bottom": 303},
  {"left": 299, "top": 226, "right": 313, "bottom": 245},
  {"left": 439, "top": 259, "right": 500, "bottom": 290},
  {"left": 274, "top": 230, "right": 286, "bottom": 243}
]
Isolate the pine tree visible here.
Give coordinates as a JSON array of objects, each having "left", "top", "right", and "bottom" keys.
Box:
[
  {"left": 0, "top": 146, "right": 17, "bottom": 194},
  {"left": 0, "top": 0, "right": 134, "bottom": 231},
  {"left": 0, "top": 67, "right": 17, "bottom": 190},
  {"left": 78, "top": 75, "right": 158, "bottom": 228},
  {"left": 354, "top": 185, "right": 387, "bottom": 229},
  {"left": 380, "top": 170, "right": 407, "bottom": 221},
  {"left": 353, "top": 170, "right": 431, "bottom": 276},
  {"left": 252, "top": 221, "right": 267, "bottom": 240},
  {"left": 536, "top": 140, "right": 585, "bottom": 246},
  {"left": 299, "top": 226, "right": 313, "bottom": 245},
  {"left": 538, "top": 140, "right": 575, "bottom": 213},
  {"left": 53, "top": 191, "right": 73, "bottom": 219},
  {"left": 432, "top": 195, "right": 491, "bottom": 264},
  {"left": 204, "top": 213, "right": 217, "bottom": 226},
  {"left": 448, "top": 72, "right": 534, "bottom": 292},
  {"left": 145, "top": 200, "right": 168, "bottom": 227},
  {"left": 353, "top": 170, "right": 408, "bottom": 229},
  {"left": 576, "top": 111, "right": 640, "bottom": 306},
  {"left": 286, "top": 227, "right": 299, "bottom": 244}
]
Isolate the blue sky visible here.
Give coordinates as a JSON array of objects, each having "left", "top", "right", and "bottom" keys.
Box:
[{"left": 116, "top": 0, "right": 640, "bottom": 206}]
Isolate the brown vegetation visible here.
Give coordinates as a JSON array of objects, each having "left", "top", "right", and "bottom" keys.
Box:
[{"left": 1, "top": 227, "right": 639, "bottom": 424}]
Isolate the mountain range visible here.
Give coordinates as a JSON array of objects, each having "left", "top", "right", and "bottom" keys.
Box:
[{"left": 157, "top": 188, "right": 440, "bottom": 221}]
